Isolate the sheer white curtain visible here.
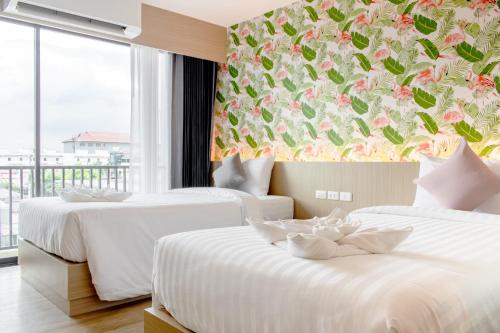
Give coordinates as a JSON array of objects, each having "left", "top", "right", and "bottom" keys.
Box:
[{"left": 129, "top": 45, "right": 173, "bottom": 193}]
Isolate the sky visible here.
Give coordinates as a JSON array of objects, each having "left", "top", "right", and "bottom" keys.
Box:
[{"left": 0, "top": 20, "right": 131, "bottom": 152}]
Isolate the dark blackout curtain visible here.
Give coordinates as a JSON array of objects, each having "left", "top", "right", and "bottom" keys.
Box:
[{"left": 181, "top": 56, "right": 217, "bottom": 187}]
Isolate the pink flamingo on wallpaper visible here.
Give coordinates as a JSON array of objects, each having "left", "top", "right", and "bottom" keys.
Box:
[
  {"left": 466, "top": 71, "right": 496, "bottom": 94},
  {"left": 469, "top": 0, "right": 498, "bottom": 12},
  {"left": 416, "top": 66, "right": 447, "bottom": 85},
  {"left": 392, "top": 84, "right": 413, "bottom": 101},
  {"left": 444, "top": 20, "right": 467, "bottom": 47},
  {"left": 443, "top": 100, "right": 466, "bottom": 124},
  {"left": 354, "top": 12, "right": 372, "bottom": 27},
  {"left": 417, "top": 0, "right": 444, "bottom": 10}
]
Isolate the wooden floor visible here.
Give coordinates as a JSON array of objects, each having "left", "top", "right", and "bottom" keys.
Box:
[{"left": 0, "top": 265, "right": 151, "bottom": 333}]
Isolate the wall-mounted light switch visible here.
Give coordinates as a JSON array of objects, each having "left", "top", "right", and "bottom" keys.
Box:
[
  {"left": 315, "top": 190, "right": 327, "bottom": 199},
  {"left": 327, "top": 191, "right": 339, "bottom": 200},
  {"left": 340, "top": 192, "right": 353, "bottom": 202}
]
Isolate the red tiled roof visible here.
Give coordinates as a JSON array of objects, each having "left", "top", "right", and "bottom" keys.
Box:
[{"left": 63, "top": 132, "right": 130, "bottom": 143}]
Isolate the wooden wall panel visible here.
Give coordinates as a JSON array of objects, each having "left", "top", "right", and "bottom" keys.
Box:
[
  {"left": 134, "top": 4, "right": 227, "bottom": 63},
  {"left": 269, "top": 162, "right": 419, "bottom": 219}
]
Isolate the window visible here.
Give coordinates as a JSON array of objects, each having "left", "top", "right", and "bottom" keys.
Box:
[{"left": 0, "top": 18, "right": 131, "bottom": 255}]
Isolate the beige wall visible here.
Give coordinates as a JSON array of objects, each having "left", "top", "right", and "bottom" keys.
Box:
[{"left": 134, "top": 4, "right": 227, "bottom": 63}]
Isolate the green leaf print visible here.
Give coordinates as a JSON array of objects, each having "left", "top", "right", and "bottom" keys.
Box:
[
  {"left": 301, "top": 102, "right": 316, "bottom": 119},
  {"left": 342, "top": 20, "right": 353, "bottom": 32},
  {"left": 301, "top": 45, "right": 317, "bottom": 61},
  {"left": 383, "top": 57, "right": 405, "bottom": 75},
  {"left": 401, "top": 74, "right": 416, "bottom": 86},
  {"left": 327, "top": 130, "right": 344, "bottom": 146},
  {"left": 215, "top": 91, "right": 225, "bottom": 103},
  {"left": 228, "top": 65, "right": 239, "bottom": 78},
  {"left": 263, "top": 73, "right": 275, "bottom": 88},
  {"left": 215, "top": 137, "right": 225, "bottom": 149},
  {"left": 263, "top": 11, "right": 274, "bottom": 18},
  {"left": 412, "top": 88, "right": 436, "bottom": 109},
  {"left": 230, "top": 33, "right": 240, "bottom": 46},
  {"left": 283, "top": 22, "right": 298, "bottom": 36},
  {"left": 305, "top": 122, "right": 318, "bottom": 139},
  {"left": 264, "top": 21, "right": 276, "bottom": 35},
  {"left": 388, "top": 0, "right": 405, "bottom": 4},
  {"left": 354, "top": 118, "right": 370, "bottom": 137},
  {"left": 351, "top": 32, "right": 369, "bottom": 50},
  {"left": 417, "top": 39, "right": 439, "bottom": 60},
  {"left": 327, "top": 7, "right": 345, "bottom": 22},
  {"left": 416, "top": 112, "right": 439, "bottom": 134},
  {"left": 230, "top": 24, "right": 238, "bottom": 30},
  {"left": 383, "top": 126, "right": 404, "bottom": 145},
  {"left": 305, "top": 6, "right": 319, "bottom": 22},
  {"left": 327, "top": 68, "right": 345, "bottom": 84},
  {"left": 230, "top": 128, "right": 240, "bottom": 142},
  {"left": 282, "top": 132, "right": 297, "bottom": 147},
  {"left": 228, "top": 112, "right": 238, "bottom": 126},
  {"left": 262, "top": 108, "right": 274, "bottom": 123},
  {"left": 414, "top": 15, "right": 437, "bottom": 35},
  {"left": 401, "top": 146, "right": 415, "bottom": 158},
  {"left": 262, "top": 56, "right": 274, "bottom": 70},
  {"left": 246, "top": 86, "right": 258, "bottom": 98},
  {"left": 480, "top": 61, "right": 498, "bottom": 75},
  {"left": 245, "top": 135, "right": 258, "bottom": 148},
  {"left": 403, "top": 1, "right": 417, "bottom": 14},
  {"left": 453, "top": 121, "right": 483, "bottom": 142},
  {"left": 354, "top": 53, "right": 371, "bottom": 72},
  {"left": 283, "top": 78, "right": 297, "bottom": 92},
  {"left": 464, "top": 22, "right": 480, "bottom": 38},
  {"left": 351, "top": 96, "right": 369, "bottom": 114},
  {"left": 455, "top": 42, "right": 484, "bottom": 62},
  {"left": 479, "top": 145, "right": 499, "bottom": 157},
  {"left": 246, "top": 35, "right": 258, "bottom": 48},
  {"left": 361, "top": 0, "right": 372, "bottom": 5},
  {"left": 264, "top": 125, "right": 275, "bottom": 141},
  {"left": 495, "top": 76, "right": 500, "bottom": 94},
  {"left": 305, "top": 64, "right": 318, "bottom": 80},
  {"left": 230, "top": 81, "right": 240, "bottom": 94}
]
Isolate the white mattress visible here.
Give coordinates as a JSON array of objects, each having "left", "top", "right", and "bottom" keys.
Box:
[
  {"left": 257, "top": 195, "right": 293, "bottom": 220},
  {"left": 153, "top": 206, "right": 500, "bottom": 333},
  {"left": 19, "top": 187, "right": 261, "bottom": 300}
]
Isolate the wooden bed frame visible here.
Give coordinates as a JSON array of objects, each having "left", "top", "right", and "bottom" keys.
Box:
[
  {"left": 144, "top": 307, "right": 193, "bottom": 333},
  {"left": 18, "top": 238, "right": 150, "bottom": 316}
]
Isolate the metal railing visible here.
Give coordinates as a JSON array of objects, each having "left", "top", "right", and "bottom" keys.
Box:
[{"left": 0, "top": 165, "right": 129, "bottom": 250}]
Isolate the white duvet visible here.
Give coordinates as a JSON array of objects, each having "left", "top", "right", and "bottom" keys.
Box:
[
  {"left": 19, "top": 187, "right": 261, "bottom": 301},
  {"left": 152, "top": 206, "right": 500, "bottom": 333}
]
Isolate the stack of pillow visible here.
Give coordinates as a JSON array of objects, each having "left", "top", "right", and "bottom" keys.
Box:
[
  {"left": 414, "top": 139, "right": 500, "bottom": 214},
  {"left": 213, "top": 153, "right": 274, "bottom": 196}
]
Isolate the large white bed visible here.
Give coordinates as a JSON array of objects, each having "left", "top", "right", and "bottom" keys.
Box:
[
  {"left": 151, "top": 206, "right": 500, "bottom": 333},
  {"left": 18, "top": 187, "right": 293, "bottom": 301}
]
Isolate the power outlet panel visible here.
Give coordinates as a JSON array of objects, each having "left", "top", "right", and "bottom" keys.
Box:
[
  {"left": 315, "top": 190, "right": 327, "bottom": 199},
  {"left": 340, "top": 192, "right": 353, "bottom": 202},
  {"left": 327, "top": 191, "right": 339, "bottom": 200}
]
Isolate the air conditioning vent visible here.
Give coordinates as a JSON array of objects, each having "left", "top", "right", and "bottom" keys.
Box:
[{"left": 1, "top": 0, "right": 141, "bottom": 39}]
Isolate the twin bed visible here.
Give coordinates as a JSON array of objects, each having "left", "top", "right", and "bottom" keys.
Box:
[
  {"left": 18, "top": 187, "right": 293, "bottom": 315},
  {"left": 148, "top": 206, "right": 500, "bottom": 333}
]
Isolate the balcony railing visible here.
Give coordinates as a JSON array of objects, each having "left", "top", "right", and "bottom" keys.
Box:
[{"left": 0, "top": 165, "right": 129, "bottom": 250}]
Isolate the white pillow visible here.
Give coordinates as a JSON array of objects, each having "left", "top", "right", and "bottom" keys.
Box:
[
  {"left": 413, "top": 155, "right": 500, "bottom": 214},
  {"left": 238, "top": 156, "right": 275, "bottom": 196},
  {"left": 59, "top": 188, "right": 132, "bottom": 203}
]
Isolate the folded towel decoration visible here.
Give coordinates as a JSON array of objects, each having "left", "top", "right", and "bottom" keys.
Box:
[
  {"left": 247, "top": 208, "right": 412, "bottom": 260},
  {"left": 58, "top": 187, "right": 133, "bottom": 203}
]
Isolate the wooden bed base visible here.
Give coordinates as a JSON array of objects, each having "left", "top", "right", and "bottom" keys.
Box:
[
  {"left": 18, "top": 238, "right": 150, "bottom": 316},
  {"left": 144, "top": 307, "right": 193, "bottom": 333}
]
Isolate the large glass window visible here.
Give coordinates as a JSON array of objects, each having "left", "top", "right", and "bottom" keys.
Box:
[{"left": 0, "top": 19, "right": 131, "bottom": 254}]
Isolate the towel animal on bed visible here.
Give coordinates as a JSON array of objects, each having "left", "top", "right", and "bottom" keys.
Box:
[{"left": 247, "top": 208, "right": 412, "bottom": 260}]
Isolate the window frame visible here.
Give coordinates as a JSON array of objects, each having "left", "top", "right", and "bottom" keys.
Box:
[{"left": 0, "top": 16, "right": 129, "bottom": 196}]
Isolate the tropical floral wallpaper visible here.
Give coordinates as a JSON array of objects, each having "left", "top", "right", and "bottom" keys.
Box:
[{"left": 211, "top": 0, "right": 499, "bottom": 161}]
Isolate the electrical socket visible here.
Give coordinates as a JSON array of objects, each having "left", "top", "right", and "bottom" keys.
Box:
[
  {"left": 339, "top": 192, "right": 353, "bottom": 202},
  {"left": 315, "top": 190, "right": 327, "bottom": 199},
  {"left": 327, "top": 191, "right": 339, "bottom": 200}
]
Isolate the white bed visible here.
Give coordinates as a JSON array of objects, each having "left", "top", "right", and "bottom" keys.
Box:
[
  {"left": 18, "top": 188, "right": 291, "bottom": 301},
  {"left": 152, "top": 206, "right": 500, "bottom": 333}
]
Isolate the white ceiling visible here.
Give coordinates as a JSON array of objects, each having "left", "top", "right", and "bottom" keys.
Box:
[{"left": 142, "top": 0, "right": 298, "bottom": 27}]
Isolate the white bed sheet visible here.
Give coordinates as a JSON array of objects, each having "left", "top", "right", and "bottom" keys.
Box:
[
  {"left": 257, "top": 195, "right": 293, "bottom": 220},
  {"left": 19, "top": 187, "right": 261, "bottom": 301},
  {"left": 153, "top": 206, "right": 500, "bottom": 333}
]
